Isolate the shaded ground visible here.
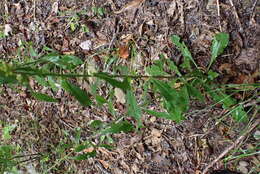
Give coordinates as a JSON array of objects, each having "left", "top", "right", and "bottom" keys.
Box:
[{"left": 0, "top": 0, "right": 259, "bottom": 174}]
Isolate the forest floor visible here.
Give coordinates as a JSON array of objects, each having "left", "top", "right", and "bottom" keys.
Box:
[{"left": 0, "top": 0, "right": 259, "bottom": 174}]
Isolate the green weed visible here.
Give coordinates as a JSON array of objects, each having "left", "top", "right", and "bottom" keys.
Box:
[{"left": 0, "top": 32, "right": 258, "bottom": 170}]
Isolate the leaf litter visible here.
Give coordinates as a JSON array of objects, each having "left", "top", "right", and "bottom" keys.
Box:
[{"left": 0, "top": 0, "right": 259, "bottom": 173}]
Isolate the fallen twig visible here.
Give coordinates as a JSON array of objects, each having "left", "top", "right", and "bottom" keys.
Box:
[
  {"left": 202, "top": 118, "right": 260, "bottom": 174},
  {"left": 228, "top": 0, "right": 243, "bottom": 32}
]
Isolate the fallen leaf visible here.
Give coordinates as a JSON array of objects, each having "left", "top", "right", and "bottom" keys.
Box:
[
  {"left": 235, "top": 48, "right": 259, "bottom": 71},
  {"left": 4, "top": 24, "right": 12, "bottom": 36},
  {"left": 98, "top": 160, "right": 110, "bottom": 169},
  {"left": 114, "top": 0, "right": 145, "bottom": 14},
  {"left": 83, "top": 147, "right": 95, "bottom": 153},
  {"left": 115, "top": 88, "right": 126, "bottom": 104},
  {"left": 51, "top": 2, "right": 59, "bottom": 14},
  {"left": 79, "top": 40, "right": 92, "bottom": 51},
  {"left": 118, "top": 45, "right": 129, "bottom": 59},
  {"left": 234, "top": 74, "right": 254, "bottom": 84}
]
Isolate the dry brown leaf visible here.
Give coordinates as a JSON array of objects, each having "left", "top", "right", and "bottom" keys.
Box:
[
  {"left": 118, "top": 45, "right": 129, "bottom": 59},
  {"left": 114, "top": 0, "right": 145, "bottom": 14},
  {"left": 98, "top": 160, "right": 110, "bottom": 169},
  {"left": 83, "top": 147, "right": 95, "bottom": 153}
]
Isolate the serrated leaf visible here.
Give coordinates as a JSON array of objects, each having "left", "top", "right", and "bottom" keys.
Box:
[
  {"left": 72, "top": 151, "right": 96, "bottom": 160},
  {"left": 126, "top": 90, "right": 142, "bottom": 128},
  {"left": 100, "top": 121, "right": 134, "bottom": 135},
  {"left": 171, "top": 35, "right": 198, "bottom": 70},
  {"left": 61, "top": 80, "right": 92, "bottom": 106},
  {"left": 94, "top": 72, "right": 130, "bottom": 90},
  {"left": 31, "top": 92, "right": 59, "bottom": 102},
  {"left": 208, "top": 32, "right": 229, "bottom": 69}
]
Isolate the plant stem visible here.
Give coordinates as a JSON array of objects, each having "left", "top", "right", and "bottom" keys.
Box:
[{"left": 14, "top": 70, "right": 177, "bottom": 79}]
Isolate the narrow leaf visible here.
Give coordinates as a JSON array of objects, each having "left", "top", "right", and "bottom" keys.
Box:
[
  {"left": 72, "top": 151, "right": 96, "bottom": 160},
  {"left": 126, "top": 90, "right": 142, "bottom": 128},
  {"left": 171, "top": 35, "right": 198, "bottom": 70},
  {"left": 31, "top": 92, "right": 59, "bottom": 102},
  {"left": 187, "top": 84, "right": 204, "bottom": 101},
  {"left": 61, "top": 80, "right": 92, "bottom": 106},
  {"left": 94, "top": 72, "right": 130, "bottom": 90},
  {"left": 42, "top": 54, "right": 83, "bottom": 70},
  {"left": 100, "top": 121, "right": 134, "bottom": 135},
  {"left": 143, "top": 109, "right": 173, "bottom": 120},
  {"left": 208, "top": 32, "right": 229, "bottom": 69}
]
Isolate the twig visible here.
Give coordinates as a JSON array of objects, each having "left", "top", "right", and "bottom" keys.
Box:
[
  {"left": 216, "top": 0, "right": 222, "bottom": 32},
  {"left": 202, "top": 118, "right": 260, "bottom": 174},
  {"left": 228, "top": 0, "right": 243, "bottom": 32},
  {"left": 250, "top": 0, "right": 259, "bottom": 25}
]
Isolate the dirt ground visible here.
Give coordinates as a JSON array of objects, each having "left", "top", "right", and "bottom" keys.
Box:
[{"left": 0, "top": 0, "right": 259, "bottom": 174}]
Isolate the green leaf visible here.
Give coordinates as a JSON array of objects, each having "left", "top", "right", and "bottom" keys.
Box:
[
  {"left": 207, "top": 88, "right": 236, "bottom": 109},
  {"left": 72, "top": 151, "right": 96, "bottom": 160},
  {"left": 143, "top": 109, "right": 184, "bottom": 123},
  {"left": 95, "top": 95, "right": 107, "bottom": 106},
  {"left": 208, "top": 32, "right": 229, "bottom": 69},
  {"left": 207, "top": 70, "right": 219, "bottom": 80},
  {"left": 165, "top": 59, "right": 182, "bottom": 77},
  {"left": 126, "top": 90, "right": 142, "bottom": 128},
  {"left": 143, "top": 109, "right": 173, "bottom": 120},
  {"left": 171, "top": 35, "right": 198, "bottom": 70},
  {"left": 42, "top": 54, "right": 83, "bottom": 70},
  {"left": 152, "top": 79, "right": 176, "bottom": 101},
  {"left": 178, "top": 86, "right": 190, "bottom": 112},
  {"left": 89, "top": 120, "right": 104, "bottom": 129},
  {"left": 146, "top": 65, "right": 169, "bottom": 76},
  {"left": 2, "top": 125, "right": 16, "bottom": 140},
  {"left": 0, "top": 71, "right": 17, "bottom": 85},
  {"left": 187, "top": 84, "right": 204, "bottom": 101},
  {"left": 61, "top": 80, "right": 92, "bottom": 106},
  {"left": 100, "top": 121, "right": 134, "bottom": 135},
  {"left": 152, "top": 80, "right": 186, "bottom": 123},
  {"left": 74, "top": 142, "right": 93, "bottom": 152},
  {"left": 231, "top": 105, "right": 248, "bottom": 122},
  {"left": 31, "top": 92, "right": 59, "bottom": 102},
  {"left": 29, "top": 45, "right": 38, "bottom": 57},
  {"left": 34, "top": 76, "right": 49, "bottom": 87},
  {"left": 94, "top": 72, "right": 130, "bottom": 90}
]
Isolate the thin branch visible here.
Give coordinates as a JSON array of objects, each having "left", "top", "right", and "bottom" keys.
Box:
[
  {"left": 202, "top": 117, "right": 260, "bottom": 174},
  {"left": 228, "top": 0, "right": 243, "bottom": 32},
  {"left": 216, "top": 0, "right": 222, "bottom": 32}
]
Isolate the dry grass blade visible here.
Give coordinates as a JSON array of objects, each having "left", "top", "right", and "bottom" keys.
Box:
[
  {"left": 114, "top": 0, "right": 146, "bottom": 14},
  {"left": 202, "top": 118, "right": 260, "bottom": 174}
]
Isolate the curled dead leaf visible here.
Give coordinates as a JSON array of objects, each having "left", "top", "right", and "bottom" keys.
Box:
[
  {"left": 118, "top": 45, "right": 129, "bottom": 59},
  {"left": 114, "top": 0, "right": 145, "bottom": 14},
  {"left": 83, "top": 147, "right": 95, "bottom": 153}
]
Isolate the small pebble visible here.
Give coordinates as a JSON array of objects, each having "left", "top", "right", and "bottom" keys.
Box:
[
  {"left": 237, "top": 166, "right": 248, "bottom": 174},
  {"left": 239, "top": 161, "right": 249, "bottom": 167}
]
